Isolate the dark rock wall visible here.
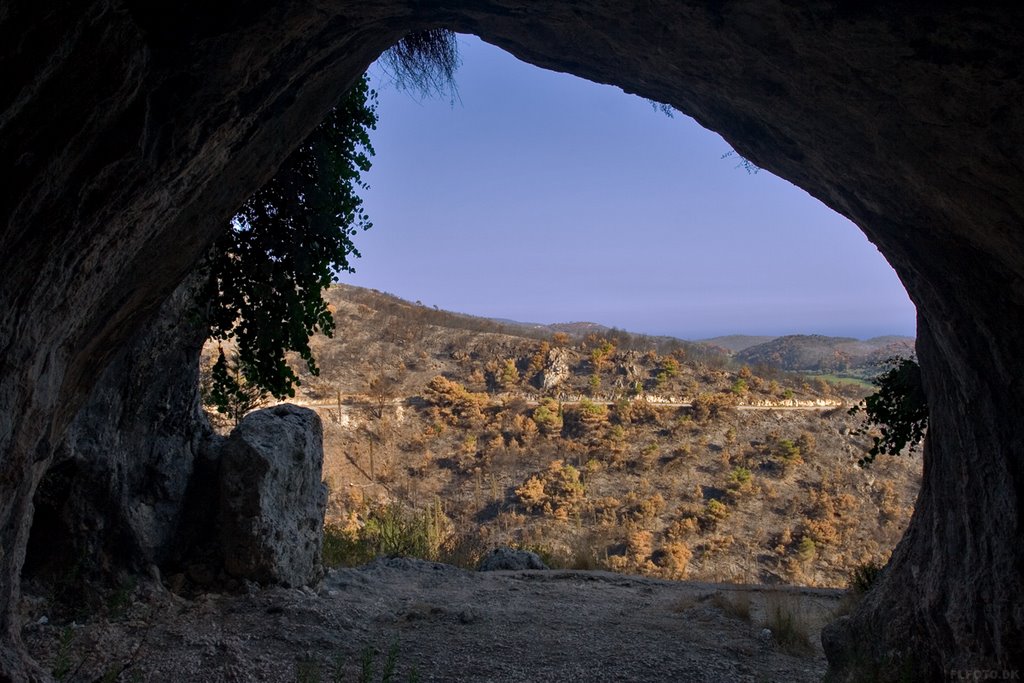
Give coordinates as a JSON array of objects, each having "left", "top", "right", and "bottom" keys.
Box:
[
  {"left": 2, "top": 1, "right": 1023, "bottom": 679},
  {"left": 22, "top": 274, "right": 212, "bottom": 590}
]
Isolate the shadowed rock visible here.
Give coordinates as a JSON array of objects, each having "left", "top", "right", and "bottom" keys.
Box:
[
  {"left": 478, "top": 547, "right": 549, "bottom": 572},
  {"left": 218, "top": 405, "right": 327, "bottom": 588}
]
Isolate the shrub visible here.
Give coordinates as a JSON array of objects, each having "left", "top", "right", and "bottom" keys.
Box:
[
  {"left": 802, "top": 517, "right": 840, "bottom": 546},
  {"left": 654, "top": 541, "right": 692, "bottom": 580},
  {"left": 323, "top": 500, "right": 453, "bottom": 567},
  {"left": 578, "top": 399, "right": 607, "bottom": 420},
  {"left": 797, "top": 536, "right": 817, "bottom": 563},
  {"left": 422, "top": 376, "right": 487, "bottom": 427},
  {"left": 563, "top": 400, "right": 608, "bottom": 437},
  {"left": 626, "top": 529, "right": 655, "bottom": 568},
  {"left": 849, "top": 561, "right": 883, "bottom": 594},
  {"left": 622, "top": 491, "right": 666, "bottom": 524},
  {"left": 619, "top": 399, "right": 659, "bottom": 425},
  {"left": 589, "top": 338, "right": 616, "bottom": 370},
  {"left": 515, "top": 460, "right": 585, "bottom": 516},
  {"left": 323, "top": 522, "right": 375, "bottom": 568},
  {"left": 499, "top": 358, "right": 520, "bottom": 389},
  {"left": 691, "top": 392, "right": 737, "bottom": 421},
  {"left": 665, "top": 516, "right": 700, "bottom": 540},
  {"left": 767, "top": 435, "right": 803, "bottom": 473},
  {"left": 528, "top": 342, "right": 550, "bottom": 373},
  {"left": 701, "top": 499, "right": 730, "bottom": 530},
  {"left": 660, "top": 356, "right": 681, "bottom": 379},
  {"left": 729, "top": 466, "right": 752, "bottom": 486},
  {"left": 709, "top": 591, "right": 751, "bottom": 621}
]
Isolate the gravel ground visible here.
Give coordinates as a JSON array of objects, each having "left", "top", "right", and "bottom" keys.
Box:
[{"left": 23, "top": 559, "right": 842, "bottom": 682}]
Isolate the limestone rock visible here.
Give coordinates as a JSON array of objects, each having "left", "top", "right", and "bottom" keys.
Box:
[
  {"left": 538, "top": 348, "right": 571, "bottom": 390},
  {"left": 24, "top": 274, "right": 212, "bottom": 584},
  {"left": 477, "top": 548, "right": 549, "bottom": 572},
  {"left": 218, "top": 405, "right": 327, "bottom": 587}
]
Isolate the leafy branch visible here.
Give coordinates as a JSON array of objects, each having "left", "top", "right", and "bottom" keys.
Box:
[{"left": 848, "top": 357, "right": 928, "bottom": 466}]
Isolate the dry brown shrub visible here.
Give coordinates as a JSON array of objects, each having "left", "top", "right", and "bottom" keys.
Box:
[
  {"left": 514, "top": 460, "right": 585, "bottom": 517},
  {"left": 709, "top": 590, "right": 751, "bottom": 621},
  {"left": 700, "top": 534, "right": 735, "bottom": 555},
  {"left": 627, "top": 529, "right": 655, "bottom": 565},
  {"left": 802, "top": 517, "right": 840, "bottom": 546},
  {"left": 622, "top": 490, "right": 666, "bottom": 525},
  {"left": 655, "top": 541, "right": 693, "bottom": 580},
  {"left": 665, "top": 516, "right": 700, "bottom": 541}
]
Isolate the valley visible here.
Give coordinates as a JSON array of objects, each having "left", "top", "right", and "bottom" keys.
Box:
[{"left": 205, "top": 284, "right": 921, "bottom": 589}]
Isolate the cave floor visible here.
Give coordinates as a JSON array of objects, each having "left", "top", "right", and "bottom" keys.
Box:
[{"left": 22, "top": 559, "right": 841, "bottom": 682}]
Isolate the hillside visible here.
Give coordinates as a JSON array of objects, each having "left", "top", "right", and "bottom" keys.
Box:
[
  {"left": 701, "top": 335, "right": 778, "bottom": 353},
  {"left": 734, "top": 334, "right": 915, "bottom": 378},
  {"left": 204, "top": 284, "right": 921, "bottom": 589}
]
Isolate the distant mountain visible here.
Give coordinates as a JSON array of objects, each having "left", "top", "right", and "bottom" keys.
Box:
[
  {"left": 488, "top": 319, "right": 612, "bottom": 338},
  {"left": 546, "top": 321, "right": 611, "bottom": 336},
  {"left": 735, "top": 334, "right": 915, "bottom": 376},
  {"left": 326, "top": 285, "right": 913, "bottom": 378},
  {"left": 701, "top": 335, "right": 778, "bottom": 353}
]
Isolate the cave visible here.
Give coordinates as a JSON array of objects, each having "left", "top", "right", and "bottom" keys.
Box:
[{"left": 2, "top": 2, "right": 1023, "bottom": 680}]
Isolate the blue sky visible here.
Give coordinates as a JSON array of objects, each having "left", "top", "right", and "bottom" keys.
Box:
[{"left": 343, "top": 35, "right": 916, "bottom": 340}]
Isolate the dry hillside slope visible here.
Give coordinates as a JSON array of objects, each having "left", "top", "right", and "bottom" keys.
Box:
[{"left": 205, "top": 285, "right": 921, "bottom": 590}]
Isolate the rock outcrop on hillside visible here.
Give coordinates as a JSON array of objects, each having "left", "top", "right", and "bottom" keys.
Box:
[{"left": 2, "top": 3, "right": 1023, "bottom": 680}]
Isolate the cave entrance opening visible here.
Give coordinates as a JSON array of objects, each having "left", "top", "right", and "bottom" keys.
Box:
[{"left": 287, "top": 35, "right": 922, "bottom": 592}]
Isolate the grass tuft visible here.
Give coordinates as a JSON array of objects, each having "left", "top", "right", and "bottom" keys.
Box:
[{"left": 764, "top": 593, "right": 813, "bottom": 656}]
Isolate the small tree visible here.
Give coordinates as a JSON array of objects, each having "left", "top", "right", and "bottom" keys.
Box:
[
  {"left": 532, "top": 399, "right": 564, "bottom": 436},
  {"left": 499, "top": 359, "right": 520, "bottom": 389},
  {"left": 849, "top": 357, "right": 928, "bottom": 466},
  {"left": 202, "top": 32, "right": 459, "bottom": 412},
  {"left": 589, "top": 338, "right": 616, "bottom": 371},
  {"left": 200, "top": 352, "right": 267, "bottom": 426}
]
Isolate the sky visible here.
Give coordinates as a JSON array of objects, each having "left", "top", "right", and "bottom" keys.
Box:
[{"left": 342, "top": 35, "right": 916, "bottom": 341}]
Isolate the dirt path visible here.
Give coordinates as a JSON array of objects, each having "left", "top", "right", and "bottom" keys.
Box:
[
  {"left": 23, "top": 559, "right": 842, "bottom": 682},
  {"left": 288, "top": 397, "right": 844, "bottom": 413}
]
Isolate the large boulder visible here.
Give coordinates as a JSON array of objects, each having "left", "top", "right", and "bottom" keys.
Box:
[{"left": 217, "top": 405, "right": 327, "bottom": 587}]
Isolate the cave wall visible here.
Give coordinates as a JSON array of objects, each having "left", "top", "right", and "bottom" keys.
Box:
[
  {"left": 21, "top": 273, "right": 213, "bottom": 592},
  {"left": 2, "top": 1, "right": 1023, "bottom": 680}
]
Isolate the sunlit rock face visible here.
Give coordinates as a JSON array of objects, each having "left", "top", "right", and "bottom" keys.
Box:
[{"left": 2, "top": 2, "right": 1023, "bottom": 679}]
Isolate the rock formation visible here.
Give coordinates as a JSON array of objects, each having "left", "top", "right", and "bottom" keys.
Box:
[
  {"left": 218, "top": 405, "right": 327, "bottom": 588},
  {"left": 21, "top": 275, "right": 213, "bottom": 595},
  {"left": 21, "top": 274, "right": 327, "bottom": 606},
  {"left": 538, "top": 348, "right": 571, "bottom": 390},
  {"left": 2, "top": 2, "right": 1023, "bottom": 680},
  {"left": 477, "top": 547, "right": 550, "bottom": 572}
]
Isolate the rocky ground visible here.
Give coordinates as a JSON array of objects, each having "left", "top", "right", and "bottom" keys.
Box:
[{"left": 23, "top": 559, "right": 843, "bottom": 682}]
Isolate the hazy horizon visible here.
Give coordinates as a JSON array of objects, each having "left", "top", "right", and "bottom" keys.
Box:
[
  {"left": 337, "top": 282, "right": 914, "bottom": 343},
  {"left": 341, "top": 35, "right": 917, "bottom": 341}
]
